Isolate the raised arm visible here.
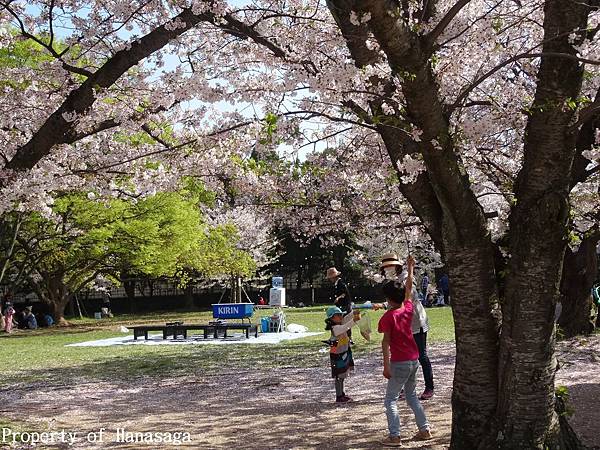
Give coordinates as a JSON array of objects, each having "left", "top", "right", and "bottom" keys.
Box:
[{"left": 405, "top": 255, "right": 415, "bottom": 302}]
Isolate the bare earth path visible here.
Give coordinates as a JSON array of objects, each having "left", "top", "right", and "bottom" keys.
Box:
[{"left": 1, "top": 336, "right": 599, "bottom": 449}]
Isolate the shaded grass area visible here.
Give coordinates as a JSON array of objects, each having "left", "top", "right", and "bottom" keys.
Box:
[{"left": 0, "top": 306, "right": 454, "bottom": 389}]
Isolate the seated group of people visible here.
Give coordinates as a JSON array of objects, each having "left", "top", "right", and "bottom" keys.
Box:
[{"left": 1, "top": 303, "right": 54, "bottom": 332}]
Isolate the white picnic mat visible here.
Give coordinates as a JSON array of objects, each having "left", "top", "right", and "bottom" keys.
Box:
[{"left": 66, "top": 331, "right": 323, "bottom": 347}]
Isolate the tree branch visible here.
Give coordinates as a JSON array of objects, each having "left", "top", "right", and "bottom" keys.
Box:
[
  {"left": 425, "top": 0, "right": 471, "bottom": 51},
  {"left": 4, "top": 3, "right": 291, "bottom": 173},
  {"left": 452, "top": 52, "right": 600, "bottom": 111}
]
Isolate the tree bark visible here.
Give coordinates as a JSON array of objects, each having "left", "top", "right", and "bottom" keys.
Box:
[
  {"left": 184, "top": 284, "right": 195, "bottom": 310},
  {"left": 446, "top": 244, "right": 501, "bottom": 450},
  {"left": 37, "top": 276, "right": 72, "bottom": 326},
  {"left": 559, "top": 230, "right": 600, "bottom": 337},
  {"left": 122, "top": 277, "right": 137, "bottom": 313},
  {"left": 494, "top": 0, "right": 594, "bottom": 447}
]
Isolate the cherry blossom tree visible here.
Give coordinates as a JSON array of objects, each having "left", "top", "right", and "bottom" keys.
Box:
[
  {"left": 215, "top": 3, "right": 599, "bottom": 447},
  {"left": 1, "top": 0, "right": 599, "bottom": 448}
]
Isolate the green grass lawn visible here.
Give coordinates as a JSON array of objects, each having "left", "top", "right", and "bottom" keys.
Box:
[{"left": 0, "top": 306, "right": 454, "bottom": 388}]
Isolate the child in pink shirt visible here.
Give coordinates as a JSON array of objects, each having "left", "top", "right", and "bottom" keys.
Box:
[
  {"left": 378, "top": 256, "right": 432, "bottom": 446},
  {"left": 4, "top": 302, "right": 15, "bottom": 333}
]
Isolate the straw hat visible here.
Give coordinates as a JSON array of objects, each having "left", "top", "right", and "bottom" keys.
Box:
[
  {"left": 380, "top": 253, "right": 402, "bottom": 269},
  {"left": 326, "top": 267, "right": 342, "bottom": 279}
]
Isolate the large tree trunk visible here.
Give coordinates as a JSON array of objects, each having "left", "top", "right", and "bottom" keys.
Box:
[
  {"left": 497, "top": 204, "right": 566, "bottom": 448},
  {"left": 494, "top": 0, "right": 593, "bottom": 447},
  {"left": 123, "top": 278, "right": 137, "bottom": 314},
  {"left": 38, "top": 283, "right": 71, "bottom": 326},
  {"left": 446, "top": 244, "right": 501, "bottom": 450},
  {"left": 559, "top": 231, "right": 599, "bottom": 337},
  {"left": 184, "top": 284, "right": 195, "bottom": 310},
  {"left": 45, "top": 296, "right": 71, "bottom": 326}
]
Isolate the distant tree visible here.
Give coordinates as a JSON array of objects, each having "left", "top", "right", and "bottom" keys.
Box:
[
  {"left": 264, "top": 226, "right": 369, "bottom": 291},
  {"left": 3, "top": 189, "right": 255, "bottom": 324}
]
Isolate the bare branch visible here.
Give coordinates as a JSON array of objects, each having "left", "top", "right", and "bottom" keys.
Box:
[
  {"left": 1, "top": 1, "right": 94, "bottom": 77},
  {"left": 452, "top": 52, "right": 600, "bottom": 111},
  {"left": 425, "top": 0, "right": 471, "bottom": 50}
]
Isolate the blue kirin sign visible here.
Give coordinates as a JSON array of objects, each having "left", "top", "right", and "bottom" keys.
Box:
[{"left": 212, "top": 303, "right": 254, "bottom": 319}]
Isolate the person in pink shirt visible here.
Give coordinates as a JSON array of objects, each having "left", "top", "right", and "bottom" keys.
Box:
[
  {"left": 4, "top": 302, "right": 15, "bottom": 333},
  {"left": 378, "top": 256, "right": 432, "bottom": 447}
]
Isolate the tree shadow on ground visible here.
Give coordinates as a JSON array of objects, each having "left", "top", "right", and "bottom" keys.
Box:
[
  {"left": 564, "top": 383, "right": 600, "bottom": 449},
  {"left": 0, "top": 349, "right": 455, "bottom": 449}
]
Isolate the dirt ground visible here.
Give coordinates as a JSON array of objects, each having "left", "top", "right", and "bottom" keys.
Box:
[{"left": 1, "top": 335, "right": 599, "bottom": 450}]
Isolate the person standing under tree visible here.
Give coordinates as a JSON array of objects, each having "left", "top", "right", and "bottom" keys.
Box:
[
  {"left": 374, "top": 254, "right": 435, "bottom": 400},
  {"left": 438, "top": 273, "right": 450, "bottom": 305},
  {"left": 101, "top": 291, "right": 113, "bottom": 318},
  {"left": 378, "top": 255, "right": 432, "bottom": 446},
  {"left": 324, "top": 306, "right": 360, "bottom": 403},
  {"left": 3, "top": 302, "right": 15, "bottom": 333},
  {"left": 326, "top": 266, "right": 353, "bottom": 339}
]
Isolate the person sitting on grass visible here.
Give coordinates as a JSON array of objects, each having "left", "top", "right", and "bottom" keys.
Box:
[
  {"left": 23, "top": 306, "right": 38, "bottom": 329},
  {"left": 324, "top": 306, "right": 360, "bottom": 404},
  {"left": 378, "top": 255, "right": 432, "bottom": 447}
]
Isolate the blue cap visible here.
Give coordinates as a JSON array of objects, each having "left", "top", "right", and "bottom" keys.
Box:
[{"left": 326, "top": 306, "right": 343, "bottom": 318}]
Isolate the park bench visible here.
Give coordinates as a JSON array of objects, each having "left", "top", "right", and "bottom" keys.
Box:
[
  {"left": 131, "top": 323, "right": 258, "bottom": 340},
  {"left": 178, "top": 323, "right": 258, "bottom": 339},
  {"left": 131, "top": 325, "right": 186, "bottom": 340}
]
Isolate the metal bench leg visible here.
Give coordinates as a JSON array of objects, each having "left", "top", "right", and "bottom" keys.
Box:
[{"left": 145, "top": 331, "right": 149, "bottom": 340}]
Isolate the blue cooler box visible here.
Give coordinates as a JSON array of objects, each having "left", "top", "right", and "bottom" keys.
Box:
[
  {"left": 261, "top": 317, "right": 271, "bottom": 332},
  {"left": 212, "top": 303, "right": 254, "bottom": 319}
]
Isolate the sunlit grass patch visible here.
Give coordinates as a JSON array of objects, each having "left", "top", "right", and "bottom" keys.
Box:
[{"left": 0, "top": 305, "right": 454, "bottom": 388}]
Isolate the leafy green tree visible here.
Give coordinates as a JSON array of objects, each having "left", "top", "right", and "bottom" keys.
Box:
[{"left": 5, "top": 189, "right": 255, "bottom": 324}]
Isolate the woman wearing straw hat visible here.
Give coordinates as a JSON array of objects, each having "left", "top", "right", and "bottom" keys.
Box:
[
  {"left": 374, "top": 254, "right": 435, "bottom": 401},
  {"left": 326, "top": 267, "right": 353, "bottom": 314},
  {"left": 326, "top": 266, "right": 353, "bottom": 341}
]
